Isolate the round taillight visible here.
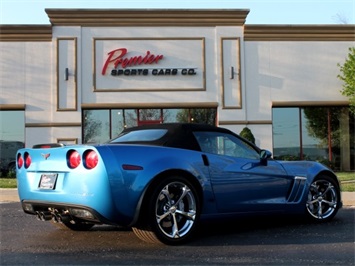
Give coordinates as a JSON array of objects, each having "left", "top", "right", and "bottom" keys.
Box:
[
  {"left": 84, "top": 150, "right": 98, "bottom": 169},
  {"left": 17, "top": 153, "right": 24, "bottom": 169},
  {"left": 68, "top": 150, "right": 81, "bottom": 169},
  {"left": 24, "top": 152, "right": 31, "bottom": 169}
]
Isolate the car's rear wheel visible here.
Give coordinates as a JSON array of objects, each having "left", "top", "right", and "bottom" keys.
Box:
[
  {"left": 306, "top": 175, "right": 340, "bottom": 222},
  {"left": 133, "top": 176, "right": 200, "bottom": 245}
]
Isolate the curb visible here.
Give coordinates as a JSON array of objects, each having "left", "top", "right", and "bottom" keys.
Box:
[
  {"left": 0, "top": 189, "right": 354, "bottom": 207},
  {"left": 0, "top": 188, "right": 19, "bottom": 203}
]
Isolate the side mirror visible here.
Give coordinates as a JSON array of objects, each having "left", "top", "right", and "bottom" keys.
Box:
[{"left": 260, "top": 149, "right": 272, "bottom": 165}]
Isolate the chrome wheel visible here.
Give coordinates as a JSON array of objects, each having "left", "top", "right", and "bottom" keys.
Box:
[
  {"left": 133, "top": 176, "right": 200, "bottom": 245},
  {"left": 306, "top": 176, "right": 340, "bottom": 221},
  {"left": 155, "top": 181, "right": 197, "bottom": 239}
]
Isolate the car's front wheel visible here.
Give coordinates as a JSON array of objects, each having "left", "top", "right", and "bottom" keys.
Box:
[
  {"left": 306, "top": 175, "right": 340, "bottom": 222},
  {"left": 133, "top": 176, "right": 200, "bottom": 245}
]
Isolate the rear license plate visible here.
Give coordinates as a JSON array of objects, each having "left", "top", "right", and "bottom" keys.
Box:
[{"left": 39, "top": 173, "right": 58, "bottom": 190}]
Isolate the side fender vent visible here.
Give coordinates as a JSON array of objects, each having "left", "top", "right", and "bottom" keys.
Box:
[
  {"left": 201, "top": 154, "right": 209, "bottom": 166},
  {"left": 287, "top": 176, "right": 307, "bottom": 203}
]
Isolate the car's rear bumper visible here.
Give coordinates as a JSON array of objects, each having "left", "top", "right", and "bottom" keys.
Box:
[{"left": 21, "top": 200, "right": 115, "bottom": 225}]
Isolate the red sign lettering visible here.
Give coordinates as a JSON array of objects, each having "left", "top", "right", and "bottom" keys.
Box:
[{"left": 102, "top": 48, "right": 164, "bottom": 75}]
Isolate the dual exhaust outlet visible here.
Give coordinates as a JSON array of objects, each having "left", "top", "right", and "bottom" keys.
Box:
[{"left": 36, "top": 211, "right": 71, "bottom": 224}]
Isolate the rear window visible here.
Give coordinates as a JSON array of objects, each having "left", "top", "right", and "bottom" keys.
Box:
[{"left": 110, "top": 129, "right": 168, "bottom": 143}]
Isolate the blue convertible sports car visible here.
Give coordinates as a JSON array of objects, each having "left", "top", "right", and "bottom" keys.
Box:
[{"left": 16, "top": 123, "right": 342, "bottom": 245}]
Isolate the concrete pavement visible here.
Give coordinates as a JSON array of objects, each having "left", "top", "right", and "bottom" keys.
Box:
[
  {"left": 1, "top": 188, "right": 354, "bottom": 206},
  {"left": 0, "top": 189, "right": 20, "bottom": 203}
]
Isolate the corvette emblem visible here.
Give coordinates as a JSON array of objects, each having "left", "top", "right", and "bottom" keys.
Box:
[{"left": 41, "top": 153, "right": 50, "bottom": 160}]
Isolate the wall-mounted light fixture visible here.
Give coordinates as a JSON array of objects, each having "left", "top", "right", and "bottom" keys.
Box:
[
  {"left": 64, "top": 68, "right": 69, "bottom": 81},
  {"left": 230, "top": 66, "right": 234, "bottom": 79},
  {"left": 230, "top": 66, "right": 240, "bottom": 80}
]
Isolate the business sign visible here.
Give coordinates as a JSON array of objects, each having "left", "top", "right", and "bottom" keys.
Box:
[{"left": 94, "top": 38, "right": 205, "bottom": 91}]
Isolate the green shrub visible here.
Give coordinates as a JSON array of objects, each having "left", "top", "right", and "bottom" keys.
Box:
[{"left": 239, "top": 127, "right": 255, "bottom": 144}]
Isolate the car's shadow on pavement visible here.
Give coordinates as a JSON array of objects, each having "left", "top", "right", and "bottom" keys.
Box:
[
  {"left": 33, "top": 206, "right": 353, "bottom": 247},
  {"left": 191, "top": 208, "right": 353, "bottom": 246}
]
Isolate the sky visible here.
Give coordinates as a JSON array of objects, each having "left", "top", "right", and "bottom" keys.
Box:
[{"left": 0, "top": 0, "right": 354, "bottom": 25}]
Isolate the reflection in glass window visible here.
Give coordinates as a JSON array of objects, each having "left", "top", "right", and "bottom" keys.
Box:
[
  {"left": 303, "top": 107, "right": 354, "bottom": 171},
  {"left": 175, "top": 108, "right": 217, "bottom": 124},
  {"left": 83, "top": 110, "right": 109, "bottom": 144},
  {"left": 0, "top": 110, "right": 25, "bottom": 174},
  {"left": 194, "top": 131, "right": 259, "bottom": 159},
  {"left": 138, "top": 109, "right": 161, "bottom": 121},
  {"left": 111, "top": 109, "right": 125, "bottom": 138},
  {"left": 124, "top": 109, "right": 138, "bottom": 128},
  {"left": 272, "top": 108, "right": 300, "bottom": 160},
  {"left": 83, "top": 108, "right": 217, "bottom": 143},
  {"left": 162, "top": 109, "right": 183, "bottom": 123},
  {"left": 83, "top": 108, "right": 217, "bottom": 144},
  {"left": 272, "top": 106, "right": 354, "bottom": 171},
  {"left": 302, "top": 107, "right": 330, "bottom": 162}
]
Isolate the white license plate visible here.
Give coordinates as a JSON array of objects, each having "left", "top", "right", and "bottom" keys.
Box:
[{"left": 39, "top": 173, "right": 58, "bottom": 190}]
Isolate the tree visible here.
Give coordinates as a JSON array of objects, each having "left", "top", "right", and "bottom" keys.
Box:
[
  {"left": 239, "top": 127, "right": 255, "bottom": 144},
  {"left": 338, "top": 47, "right": 355, "bottom": 115},
  {"left": 332, "top": 13, "right": 349, "bottom": 24}
]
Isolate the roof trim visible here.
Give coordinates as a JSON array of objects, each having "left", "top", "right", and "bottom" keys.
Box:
[
  {"left": 81, "top": 102, "right": 219, "bottom": 109},
  {"left": 272, "top": 101, "right": 350, "bottom": 107},
  {"left": 0, "top": 104, "right": 26, "bottom": 110},
  {"left": 244, "top": 25, "right": 355, "bottom": 41},
  {"left": 0, "top": 25, "right": 52, "bottom": 42},
  {"left": 45, "top": 9, "right": 249, "bottom": 26}
]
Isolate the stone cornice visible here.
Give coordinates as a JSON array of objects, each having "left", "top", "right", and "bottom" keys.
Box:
[
  {"left": 0, "top": 25, "right": 52, "bottom": 41},
  {"left": 244, "top": 25, "right": 355, "bottom": 41},
  {"left": 45, "top": 9, "right": 250, "bottom": 26}
]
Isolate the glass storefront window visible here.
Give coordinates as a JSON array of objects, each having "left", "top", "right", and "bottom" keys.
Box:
[
  {"left": 111, "top": 109, "right": 125, "bottom": 138},
  {"left": 301, "top": 108, "right": 329, "bottom": 162},
  {"left": 174, "top": 108, "right": 217, "bottom": 124},
  {"left": 138, "top": 109, "right": 162, "bottom": 122},
  {"left": 0, "top": 110, "right": 25, "bottom": 142},
  {"left": 273, "top": 106, "right": 354, "bottom": 171},
  {"left": 111, "top": 109, "right": 143, "bottom": 137},
  {"left": 162, "top": 109, "right": 184, "bottom": 123},
  {"left": 124, "top": 109, "right": 138, "bottom": 128},
  {"left": 272, "top": 108, "right": 300, "bottom": 160},
  {"left": 83, "top": 110, "right": 109, "bottom": 144},
  {"left": 0, "top": 110, "right": 25, "bottom": 175},
  {"left": 337, "top": 108, "right": 354, "bottom": 171},
  {"left": 83, "top": 108, "right": 217, "bottom": 144},
  {"left": 190, "top": 108, "right": 217, "bottom": 124}
]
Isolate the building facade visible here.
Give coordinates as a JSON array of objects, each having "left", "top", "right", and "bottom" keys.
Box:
[{"left": 0, "top": 9, "right": 354, "bottom": 171}]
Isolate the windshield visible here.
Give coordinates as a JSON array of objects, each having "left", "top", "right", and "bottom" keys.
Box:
[{"left": 110, "top": 129, "right": 168, "bottom": 143}]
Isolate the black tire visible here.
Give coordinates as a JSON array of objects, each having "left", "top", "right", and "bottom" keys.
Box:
[
  {"left": 306, "top": 175, "right": 341, "bottom": 222},
  {"left": 51, "top": 220, "right": 94, "bottom": 231},
  {"left": 133, "top": 176, "right": 200, "bottom": 245}
]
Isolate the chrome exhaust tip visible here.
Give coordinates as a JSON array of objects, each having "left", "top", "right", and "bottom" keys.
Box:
[
  {"left": 40, "top": 211, "right": 52, "bottom": 221},
  {"left": 52, "top": 213, "right": 59, "bottom": 223},
  {"left": 36, "top": 211, "right": 52, "bottom": 221},
  {"left": 36, "top": 211, "right": 42, "bottom": 221},
  {"left": 57, "top": 214, "right": 70, "bottom": 223}
]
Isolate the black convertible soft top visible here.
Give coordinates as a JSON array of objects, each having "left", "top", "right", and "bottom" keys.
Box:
[{"left": 109, "top": 123, "right": 236, "bottom": 151}]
